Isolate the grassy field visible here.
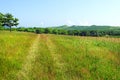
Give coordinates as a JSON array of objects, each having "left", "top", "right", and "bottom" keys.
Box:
[{"left": 0, "top": 31, "right": 120, "bottom": 80}]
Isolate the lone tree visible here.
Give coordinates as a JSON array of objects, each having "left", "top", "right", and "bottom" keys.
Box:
[{"left": 0, "top": 13, "right": 19, "bottom": 32}]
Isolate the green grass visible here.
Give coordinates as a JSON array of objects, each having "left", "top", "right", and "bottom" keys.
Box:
[
  {"left": 0, "top": 31, "right": 120, "bottom": 80},
  {"left": 0, "top": 31, "right": 37, "bottom": 80}
]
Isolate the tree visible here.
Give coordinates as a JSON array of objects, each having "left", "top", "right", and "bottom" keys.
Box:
[
  {"left": 60, "top": 29, "right": 68, "bottom": 35},
  {"left": 52, "top": 29, "right": 58, "bottom": 34},
  {"left": 44, "top": 28, "right": 52, "bottom": 34},
  {"left": 2, "top": 13, "right": 19, "bottom": 32},
  {"left": 90, "top": 30, "right": 98, "bottom": 36},
  {"left": 73, "top": 30, "right": 80, "bottom": 36},
  {"left": 80, "top": 31, "right": 87, "bottom": 36},
  {"left": 0, "top": 13, "right": 4, "bottom": 27},
  {"left": 68, "top": 30, "right": 74, "bottom": 35},
  {"left": 35, "top": 28, "right": 45, "bottom": 34}
]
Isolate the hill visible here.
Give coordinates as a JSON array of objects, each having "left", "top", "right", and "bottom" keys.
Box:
[{"left": 51, "top": 25, "right": 120, "bottom": 31}]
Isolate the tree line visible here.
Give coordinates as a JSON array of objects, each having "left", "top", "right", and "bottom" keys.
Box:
[
  {"left": 35, "top": 28, "right": 120, "bottom": 36},
  {"left": 1, "top": 27, "right": 119, "bottom": 36}
]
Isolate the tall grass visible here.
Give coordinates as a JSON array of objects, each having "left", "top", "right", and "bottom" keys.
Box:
[
  {"left": 0, "top": 31, "right": 37, "bottom": 80},
  {"left": 48, "top": 35, "right": 120, "bottom": 80},
  {"left": 0, "top": 31, "right": 120, "bottom": 80},
  {"left": 30, "top": 34, "right": 120, "bottom": 80}
]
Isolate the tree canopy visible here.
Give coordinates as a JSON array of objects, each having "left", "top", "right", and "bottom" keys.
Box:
[{"left": 0, "top": 12, "right": 19, "bottom": 32}]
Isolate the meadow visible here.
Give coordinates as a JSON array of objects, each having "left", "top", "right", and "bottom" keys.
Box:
[{"left": 0, "top": 31, "right": 120, "bottom": 80}]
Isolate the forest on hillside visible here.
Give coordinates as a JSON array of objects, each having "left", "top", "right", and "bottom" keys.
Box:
[{"left": 1, "top": 25, "right": 120, "bottom": 37}]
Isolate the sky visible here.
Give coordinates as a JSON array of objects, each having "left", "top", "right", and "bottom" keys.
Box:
[{"left": 0, "top": 0, "right": 120, "bottom": 27}]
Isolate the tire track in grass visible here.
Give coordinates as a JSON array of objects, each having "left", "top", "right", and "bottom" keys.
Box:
[
  {"left": 17, "top": 35, "right": 40, "bottom": 80},
  {"left": 45, "top": 35, "right": 65, "bottom": 79}
]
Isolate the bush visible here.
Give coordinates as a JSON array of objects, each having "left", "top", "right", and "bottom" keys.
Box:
[{"left": 36, "top": 29, "right": 40, "bottom": 34}]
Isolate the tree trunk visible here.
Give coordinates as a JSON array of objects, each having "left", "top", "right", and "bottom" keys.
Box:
[{"left": 10, "top": 26, "right": 11, "bottom": 32}]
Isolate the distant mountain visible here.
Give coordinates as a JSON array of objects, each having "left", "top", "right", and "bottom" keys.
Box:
[{"left": 50, "top": 25, "right": 120, "bottom": 31}]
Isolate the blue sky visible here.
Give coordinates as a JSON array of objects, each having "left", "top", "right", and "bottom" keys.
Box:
[{"left": 0, "top": 0, "right": 120, "bottom": 27}]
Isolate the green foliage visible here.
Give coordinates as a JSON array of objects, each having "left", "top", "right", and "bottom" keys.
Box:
[
  {"left": 52, "top": 29, "right": 58, "bottom": 34},
  {"left": 34, "top": 26, "right": 120, "bottom": 36},
  {"left": 35, "top": 28, "right": 45, "bottom": 34},
  {"left": 0, "top": 12, "right": 19, "bottom": 32},
  {"left": 44, "top": 28, "right": 53, "bottom": 34},
  {"left": 0, "top": 13, "right": 4, "bottom": 27},
  {"left": 51, "top": 25, "right": 120, "bottom": 31}
]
